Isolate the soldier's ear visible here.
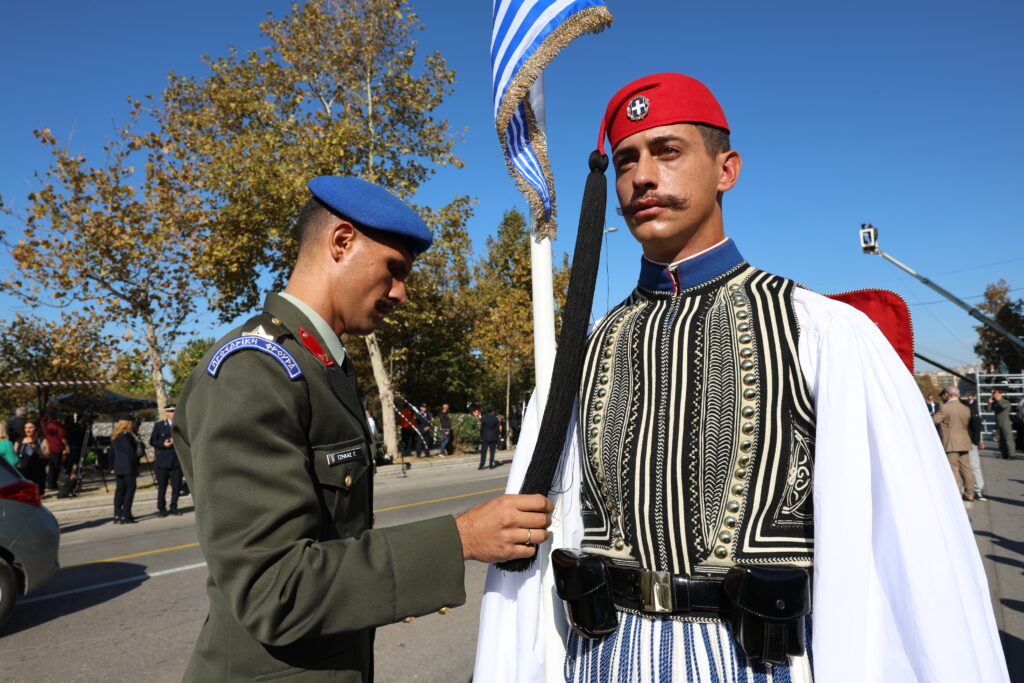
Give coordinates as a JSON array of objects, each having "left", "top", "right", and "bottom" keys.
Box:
[{"left": 328, "top": 221, "right": 358, "bottom": 262}]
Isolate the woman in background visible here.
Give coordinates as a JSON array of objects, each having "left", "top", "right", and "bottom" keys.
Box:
[
  {"left": 14, "top": 420, "right": 47, "bottom": 492},
  {"left": 109, "top": 416, "right": 140, "bottom": 524}
]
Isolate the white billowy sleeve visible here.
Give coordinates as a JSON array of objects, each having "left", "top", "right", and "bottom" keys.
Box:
[
  {"left": 473, "top": 391, "right": 583, "bottom": 683},
  {"left": 795, "top": 288, "right": 1008, "bottom": 682}
]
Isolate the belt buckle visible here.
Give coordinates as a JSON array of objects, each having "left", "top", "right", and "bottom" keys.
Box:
[{"left": 640, "top": 569, "right": 673, "bottom": 613}]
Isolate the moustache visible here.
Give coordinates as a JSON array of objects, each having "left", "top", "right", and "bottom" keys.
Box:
[{"left": 617, "top": 192, "right": 689, "bottom": 219}]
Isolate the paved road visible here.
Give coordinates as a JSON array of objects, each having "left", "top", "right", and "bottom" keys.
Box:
[
  {"left": 3, "top": 449, "right": 1022, "bottom": 681},
  {"left": 1, "top": 464, "right": 511, "bottom": 682}
]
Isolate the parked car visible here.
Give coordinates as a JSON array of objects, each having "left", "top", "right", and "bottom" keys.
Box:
[{"left": 0, "top": 457, "right": 60, "bottom": 630}]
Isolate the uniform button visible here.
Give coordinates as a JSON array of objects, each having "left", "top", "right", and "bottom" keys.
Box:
[
  {"left": 743, "top": 388, "right": 757, "bottom": 400},
  {"left": 714, "top": 545, "right": 728, "bottom": 558},
  {"left": 737, "top": 322, "right": 751, "bottom": 333},
  {"left": 438, "top": 606, "right": 451, "bottom": 615},
  {"left": 344, "top": 475, "right": 353, "bottom": 487},
  {"left": 743, "top": 374, "right": 757, "bottom": 386},
  {"left": 739, "top": 455, "right": 751, "bottom": 466},
  {"left": 739, "top": 333, "right": 752, "bottom": 344},
  {"left": 591, "top": 456, "right": 601, "bottom": 468},
  {"left": 724, "top": 516, "right": 737, "bottom": 528},
  {"left": 742, "top": 422, "right": 755, "bottom": 434},
  {"left": 735, "top": 467, "right": 748, "bottom": 479},
  {"left": 740, "top": 348, "right": 753, "bottom": 359},
  {"left": 727, "top": 501, "right": 740, "bottom": 513},
  {"left": 402, "top": 616, "right": 415, "bottom": 623},
  {"left": 740, "top": 359, "right": 754, "bottom": 371},
  {"left": 728, "top": 283, "right": 741, "bottom": 292},
  {"left": 740, "top": 440, "right": 753, "bottom": 452},
  {"left": 597, "top": 388, "right": 607, "bottom": 398},
  {"left": 271, "top": 317, "right": 282, "bottom": 325},
  {"left": 736, "top": 310, "right": 750, "bottom": 320},
  {"left": 614, "top": 539, "right": 625, "bottom": 550},
  {"left": 719, "top": 531, "right": 733, "bottom": 543},
  {"left": 732, "top": 484, "right": 746, "bottom": 495},
  {"left": 741, "top": 406, "right": 755, "bottom": 418},
  {"left": 592, "top": 414, "right": 601, "bottom": 424},
  {"left": 593, "top": 400, "right": 604, "bottom": 411}
]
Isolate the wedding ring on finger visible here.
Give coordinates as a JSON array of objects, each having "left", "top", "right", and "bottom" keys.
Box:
[{"left": 525, "top": 528, "right": 534, "bottom": 546}]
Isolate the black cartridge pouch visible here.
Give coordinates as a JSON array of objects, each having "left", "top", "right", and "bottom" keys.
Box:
[
  {"left": 723, "top": 565, "right": 811, "bottom": 665},
  {"left": 551, "top": 548, "right": 619, "bottom": 639}
]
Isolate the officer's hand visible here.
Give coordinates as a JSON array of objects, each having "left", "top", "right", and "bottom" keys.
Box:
[{"left": 454, "top": 494, "right": 554, "bottom": 563}]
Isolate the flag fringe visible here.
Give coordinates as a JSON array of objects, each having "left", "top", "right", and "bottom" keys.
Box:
[{"left": 495, "top": 6, "right": 614, "bottom": 239}]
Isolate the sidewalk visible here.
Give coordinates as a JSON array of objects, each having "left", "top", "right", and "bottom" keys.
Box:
[
  {"left": 965, "top": 447, "right": 1024, "bottom": 679},
  {"left": 41, "top": 448, "right": 514, "bottom": 522}
]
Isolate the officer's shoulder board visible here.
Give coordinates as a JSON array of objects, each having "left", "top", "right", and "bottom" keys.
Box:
[{"left": 206, "top": 314, "right": 303, "bottom": 380}]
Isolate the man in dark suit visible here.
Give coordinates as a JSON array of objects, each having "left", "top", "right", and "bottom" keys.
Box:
[
  {"left": 480, "top": 406, "right": 501, "bottom": 470},
  {"left": 933, "top": 387, "right": 975, "bottom": 500},
  {"left": 150, "top": 405, "right": 183, "bottom": 517},
  {"left": 174, "top": 177, "right": 552, "bottom": 682}
]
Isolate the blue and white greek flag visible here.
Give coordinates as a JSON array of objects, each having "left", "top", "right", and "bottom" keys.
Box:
[{"left": 491, "top": 0, "right": 612, "bottom": 237}]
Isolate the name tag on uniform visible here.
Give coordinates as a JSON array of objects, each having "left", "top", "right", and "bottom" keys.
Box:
[{"left": 326, "top": 449, "right": 361, "bottom": 467}]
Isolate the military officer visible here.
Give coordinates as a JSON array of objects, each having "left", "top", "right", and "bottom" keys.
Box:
[
  {"left": 149, "top": 404, "right": 182, "bottom": 516},
  {"left": 174, "top": 176, "right": 553, "bottom": 682}
]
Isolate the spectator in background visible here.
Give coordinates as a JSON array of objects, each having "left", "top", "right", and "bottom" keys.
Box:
[
  {"left": 0, "top": 422, "right": 17, "bottom": 468},
  {"left": 109, "top": 416, "right": 140, "bottom": 524},
  {"left": 7, "top": 405, "right": 27, "bottom": 444},
  {"left": 990, "top": 388, "right": 1016, "bottom": 460},
  {"left": 926, "top": 394, "right": 939, "bottom": 415},
  {"left": 479, "top": 406, "right": 501, "bottom": 470},
  {"left": 15, "top": 420, "right": 47, "bottom": 493},
  {"left": 934, "top": 387, "right": 975, "bottom": 501},
  {"left": 962, "top": 393, "right": 985, "bottom": 501},
  {"left": 414, "top": 403, "right": 433, "bottom": 458},
  {"left": 150, "top": 405, "right": 183, "bottom": 517},
  {"left": 438, "top": 403, "right": 452, "bottom": 457},
  {"left": 66, "top": 415, "right": 89, "bottom": 475},
  {"left": 508, "top": 406, "right": 522, "bottom": 447},
  {"left": 398, "top": 407, "right": 416, "bottom": 460},
  {"left": 364, "top": 409, "right": 377, "bottom": 437},
  {"left": 40, "top": 410, "right": 69, "bottom": 493}
]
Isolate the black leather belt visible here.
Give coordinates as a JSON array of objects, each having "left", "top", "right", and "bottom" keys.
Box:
[{"left": 606, "top": 564, "right": 728, "bottom": 617}]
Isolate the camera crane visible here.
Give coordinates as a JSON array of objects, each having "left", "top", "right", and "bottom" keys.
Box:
[{"left": 859, "top": 223, "right": 1024, "bottom": 362}]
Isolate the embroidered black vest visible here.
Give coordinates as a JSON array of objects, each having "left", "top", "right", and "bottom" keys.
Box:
[{"left": 578, "top": 262, "right": 815, "bottom": 576}]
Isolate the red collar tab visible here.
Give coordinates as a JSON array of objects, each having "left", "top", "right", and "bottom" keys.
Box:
[{"left": 299, "top": 327, "right": 334, "bottom": 366}]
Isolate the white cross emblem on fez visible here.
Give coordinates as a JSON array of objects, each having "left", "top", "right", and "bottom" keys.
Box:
[{"left": 626, "top": 95, "right": 650, "bottom": 121}]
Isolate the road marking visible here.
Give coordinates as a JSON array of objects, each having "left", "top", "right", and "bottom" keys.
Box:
[
  {"left": 64, "top": 487, "right": 506, "bottom": 567},
  {"left": 373, "top": 487, "right": 505, "bottom": 512},
  {"left": 20, "top": 562, "right": 208, "bottom": 605}
]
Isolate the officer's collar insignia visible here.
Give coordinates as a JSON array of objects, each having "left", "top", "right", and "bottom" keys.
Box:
[
  {"left": 207, "top": 337, "right": 303, "bottom": 380},
  {"left": 242, "top": 324, "right": 275, "bottom": 341},
  {"left": 626, "top": 95, "right": 650, "bottom": 122},
  {"left": 299, "top": 328, "right": 334, "bottom": 366}
]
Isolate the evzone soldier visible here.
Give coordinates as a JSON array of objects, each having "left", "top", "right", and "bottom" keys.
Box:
[{"left": 475, "top": 73, "right": 1008, "bottom": 682}]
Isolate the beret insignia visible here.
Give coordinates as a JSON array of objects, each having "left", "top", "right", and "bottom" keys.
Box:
[{"left": 207, "top": 336, "right": 303, "bottom": 380}]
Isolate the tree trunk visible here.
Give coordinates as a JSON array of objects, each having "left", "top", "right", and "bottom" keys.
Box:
[
  {"left": 143, "top": 317, "right": 169, "bottom": 418},
  {"left": 363, "top": 333, "right": 398, "bottom": 460},
  {"left": 505, "top": 361, "right": 512, "bottom": 424}
]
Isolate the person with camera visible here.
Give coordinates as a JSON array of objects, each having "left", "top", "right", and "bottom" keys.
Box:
[{"left": 109, "top": 416, "right": 140, "bottom": 524}]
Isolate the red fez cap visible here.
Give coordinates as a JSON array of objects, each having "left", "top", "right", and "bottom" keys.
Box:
[{"left": 598, "top": 73, "right": 729, "bottom": 153}]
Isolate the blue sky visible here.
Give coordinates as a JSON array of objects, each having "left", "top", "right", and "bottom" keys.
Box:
[{"left": 2, "top": 0, "right": 1022, "bottom": 371}]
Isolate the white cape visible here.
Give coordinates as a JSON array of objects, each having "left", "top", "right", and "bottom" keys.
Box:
[{"left": 473, "top": 287, "right": 1008, "bottom": 682}]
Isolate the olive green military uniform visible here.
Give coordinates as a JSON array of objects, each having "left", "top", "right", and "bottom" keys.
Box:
[{"left": 174, "top": 293, "right": 466, "bottom": 682}]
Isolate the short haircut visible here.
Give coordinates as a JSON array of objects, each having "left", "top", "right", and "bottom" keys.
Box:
[
  {"left": 694, "top": 123, "right": 731, "bottom": 157},
  {"left": 295, "top": 196, "right": 336, "bottom": 254},
  {"left": 945, "top": 386, "right": 960, "bottom": 397}
]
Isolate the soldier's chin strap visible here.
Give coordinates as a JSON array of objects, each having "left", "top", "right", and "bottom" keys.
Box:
[{"left": 498, "top": 150, "right": 608, "bottom": 573}]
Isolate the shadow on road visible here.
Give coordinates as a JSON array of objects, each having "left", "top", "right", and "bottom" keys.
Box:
[
  {"left": 986, "top": 494, "right": 1024, "bottom": 509},
  {"left": 974, "top": 530, "right": 1024, "bottom": 558},
  {"left": 1, "top": 561, "right": 148, "bottom": 637},
  {"left": 986, "top": 554, "right": 1024, "bottom": 573},
  {"left": 59, "top": 517, "right": 116, "bottom": 534}
]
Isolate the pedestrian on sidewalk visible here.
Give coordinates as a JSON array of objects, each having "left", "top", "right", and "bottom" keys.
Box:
[
  {"left": 109, "top": 416, "right": 140, "bottom": 524},
  {"left": 414, "top": 403, "right": 433, "bottom": 458},
  {"left": 14, "top": 420, "right": 46, "bottom": 493},
  {"left": 990, "top": 388, "right": 1016, "bottom": 459},
  {"left": 479, "top": 406, "right": 500, "bottom": 469},
  {"left": 0, "top": 422, "right": 17, "bottom": 468},
  {"left": 963, "top": 393, "right": 986, "bottom": 500},
  {"left": 150, "top": 405, "right": 183, "bottom": 517},
  {"left": 934, "top": 387, "right": 975, "bottom": 501},
  {"left": 438, "top": 403, "right": 452, "bottom": 457}
]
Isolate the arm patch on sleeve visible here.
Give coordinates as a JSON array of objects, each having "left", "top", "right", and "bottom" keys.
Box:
[{"left": 207, "top": 336, "right": 304, "bottom": 380}]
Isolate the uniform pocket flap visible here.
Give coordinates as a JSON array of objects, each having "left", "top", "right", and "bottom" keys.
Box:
[{"left": 312, "top": 437, "right": 370, "bottom": 491}]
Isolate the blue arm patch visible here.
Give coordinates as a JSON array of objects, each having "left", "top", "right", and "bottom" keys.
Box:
[{"left": 207, "top": 336, "right": 304, "bottom": 380}]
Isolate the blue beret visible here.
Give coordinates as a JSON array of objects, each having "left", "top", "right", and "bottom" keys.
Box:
[{"left": 307, "top": 176, "right": 433, "bottom": 256}]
